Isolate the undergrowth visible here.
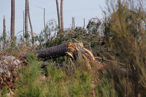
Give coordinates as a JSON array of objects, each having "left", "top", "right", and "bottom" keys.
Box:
[{"left": 14, "top": 54, "right": 97, "bottom": 97}]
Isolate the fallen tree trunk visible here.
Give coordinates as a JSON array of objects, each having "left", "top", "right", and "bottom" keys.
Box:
[
  {"left": 34, "top": 43, "right": 70, "bottom": 58},
  {"left": 33, "top": 42, "right": 98, "bottom": 70}
]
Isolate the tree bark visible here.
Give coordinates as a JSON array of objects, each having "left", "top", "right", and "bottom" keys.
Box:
[
  {"left": 84, "top": 18, "right": 85, "bottom": 28},
  {"left": 25, "top": 0, "right": 29, "bottom": 44},
  {"left": 11, "top": 0, "right": 15, "bottom": 40},
  {"left": 44, "top": 8, "right": 45, "bottom": 29},
  {"left": 34, "top": 43, "right": 70, "bottom": 58},
  {"left": 72, "top": 17, "right": 75, "bottom": 29},
  {"left": 23, "top": 11, "right": 25, "bottom": 43},
  {"left": 3, "top": 16, "right": 6, "bottom": 50},
  {"left": 27, "top": 0, "right": 34, "bottom": 45},
  {"left": 60, "top": 0, "right": 64, "bottom": 30},
  {"left": 56, "top": 0, "right": 61, "bottom": 30}
]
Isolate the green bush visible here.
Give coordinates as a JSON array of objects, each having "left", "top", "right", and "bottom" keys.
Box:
[{"left": 103, "top": 0, "right": 146, "bottom": 97}]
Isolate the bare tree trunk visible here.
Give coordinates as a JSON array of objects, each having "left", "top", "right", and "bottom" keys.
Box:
[
  {"left": 72, "top": 17, "right": 75, "bottom": 29},
  {"left": 27, "top": 0, "right": 34, "bottom": 45},
  {"left": 44, "top": 8, "right": 45, "bottom": 29},
  {"left": 3, "top": 16, "right": 6, "bottom": 50},
  {"left": 83, "top": 18, "right": 85, "bottom": 28},
  {"left": 56, "top": 0, "right": 61, "bottom": 30},
  {"left": 72, "top": 17, "right": 74, "bottom": 29},
  {"left": 60, "top": 0, "right": 64, "bottom": 30},
  {"left": 11, "top": 0, "right": 15, "bottom": 41},
  {"left": 74, "top": 17, "right": 75, "bottom": 29},
  {"left": 23, "top": 11, "right": 25, "bottom": 43},
  {"left": 25, "top": 0, "right": 29, "bottom": 44}
]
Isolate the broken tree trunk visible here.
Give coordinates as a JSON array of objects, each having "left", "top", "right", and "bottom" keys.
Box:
[
  {"left": 27, "top": 0, "right": 34, "bottom": 45},
  {"left": 32, "top": 42, "right": 99, "bottom": 70},
  {"left": 3, "top": 16, "right": 6, "bottom": 50},
  {"left": 56, "top": 0, "right": 61, "bottom": 29},
  {"left": 11, "top": 0, "right": 15, "bottom": 41},
  {"left": 25, "top": 0, "right": 29, "bottom": 44},
  {"left": 34, "top": 43, "right": 70, "bottom": 58}
]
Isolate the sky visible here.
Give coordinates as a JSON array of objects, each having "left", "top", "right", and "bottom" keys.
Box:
[{"left": 0, "top": 0, "right": 106, "bottom": 37}]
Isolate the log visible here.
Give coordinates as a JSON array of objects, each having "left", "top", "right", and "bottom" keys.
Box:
[
  {"left": 30, "top": 42, "right": 97, "bottom": 70},
  {"left": 34, "top": 43, "right": 70, "bottom": 58}
]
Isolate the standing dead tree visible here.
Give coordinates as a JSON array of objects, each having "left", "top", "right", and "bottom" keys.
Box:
[
  {"left": 25, "top": 0, "right": 29, "bottom": 45},
  {"left": 11, "top": 0, "right": 15, "bottom": 41},
  {"left": 83, "top": 18, "right": 85, "bottom": 28},
  {"left": 60, "top": 0, "right": 64, "bottom": 30},
  {"left": 23, "top": 11, "right": 25, "bottom": 43},
  {"left": 44, "top": 8, "right": 45, "bottom": 28},
  {"left": 55, "top": 0, "right": 64, "bottom": 30},
  {"left": 56, "top": 0, "right": 61, "bottom": 30},
  {"left": 3, "top": 16, "right": 6, "bottom": 50},
  {"left": 27, "top": 0, "right": 34, "bottom": 45},
  {"left": 72, "top": 17, "right": 75, "bottom": 29}
]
